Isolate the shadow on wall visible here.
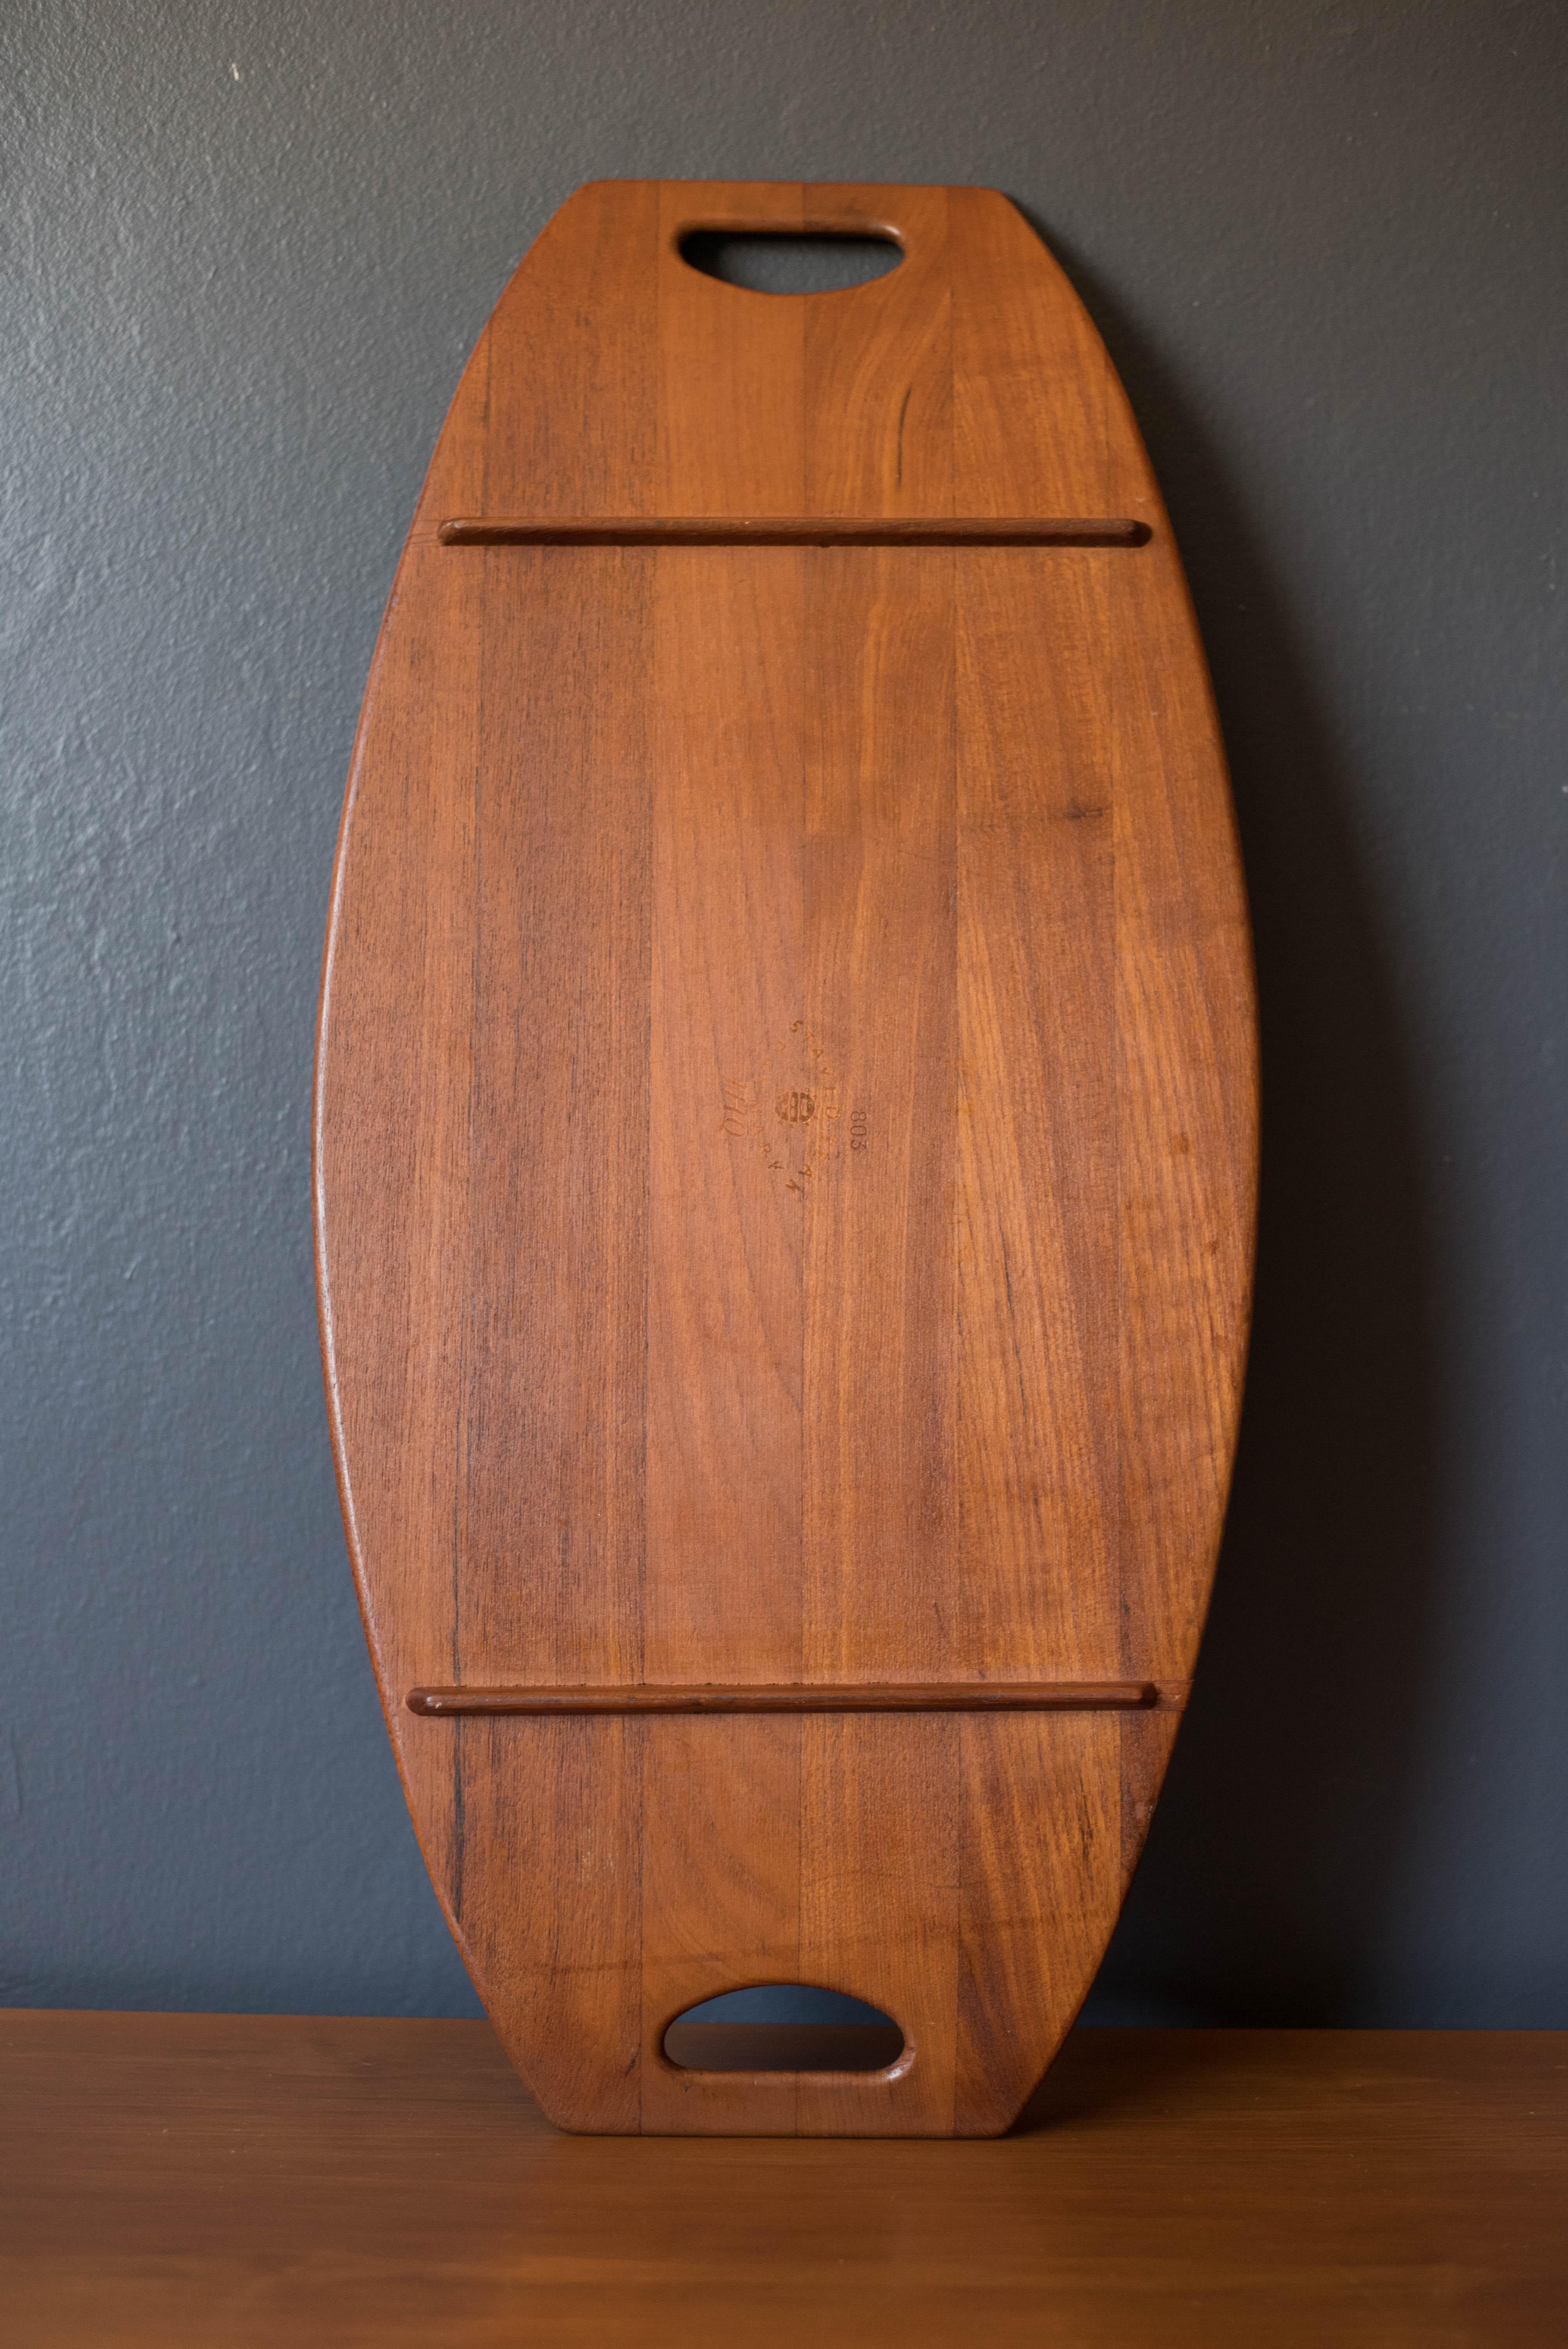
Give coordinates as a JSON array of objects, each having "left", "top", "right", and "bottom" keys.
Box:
[{"left": 1036, "top": 219, "right": 1443, "bottom": 2026}]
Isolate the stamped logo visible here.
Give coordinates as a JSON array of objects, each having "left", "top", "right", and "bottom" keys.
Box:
[{"left": 721, "top": 1022, "right": 866, "bottom": 1195}]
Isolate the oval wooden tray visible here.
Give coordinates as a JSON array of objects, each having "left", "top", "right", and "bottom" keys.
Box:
[{"left": 314, "top": 179, "right": 1258, "bottom": 2136}]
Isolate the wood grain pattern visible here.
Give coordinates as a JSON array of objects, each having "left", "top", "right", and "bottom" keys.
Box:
[
  {"left": 6, "top": 2015, "right": 1565, "bottom": 2348},
  {"left": 646, "top": 547, "right": 804, "bottom": 1683},
  {"left": 315, "top": 180, "right": 1258, "bottom": 2134},
  {"left": 804, "top": 544, "right": 957, "bottom": 1679}
]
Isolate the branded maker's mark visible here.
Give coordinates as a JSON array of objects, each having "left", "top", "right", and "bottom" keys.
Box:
[{"left": 721, "top": 1022, "right": 868, "bottom": 1194}]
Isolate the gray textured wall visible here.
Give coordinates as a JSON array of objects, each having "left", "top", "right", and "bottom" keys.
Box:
[{"left": 2, "top": 0, "right": 1563, "bottom": 2026}]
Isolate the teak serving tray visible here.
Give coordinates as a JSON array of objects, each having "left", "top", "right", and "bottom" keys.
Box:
[{"left": 314, "top": 179, "right": 1258, "bottom": 2137}]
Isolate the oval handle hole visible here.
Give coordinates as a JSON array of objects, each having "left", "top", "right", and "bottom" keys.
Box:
[
  {"left": 663, "top": 1986, "right": 905, "bottom": 2073},
  {"left": 679, "top": 232, "right": 902, "bottom": 296}
]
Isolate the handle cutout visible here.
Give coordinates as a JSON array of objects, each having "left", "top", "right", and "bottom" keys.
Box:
[
  {"left": 663, "top": 1986, "right": 904, "bottom": 2073},
  {"left": 680, "top": 231, "right": 902, "bottom": 296}
]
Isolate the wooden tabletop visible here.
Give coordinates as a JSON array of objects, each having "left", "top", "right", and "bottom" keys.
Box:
[{"left": 4, "top": 2013, "right": 1562, "bottom": 2345}]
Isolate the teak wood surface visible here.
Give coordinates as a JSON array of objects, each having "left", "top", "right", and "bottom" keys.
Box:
[
  {"left": 5, "top": 2014, "right": 1564, "bottom": 2347},
  {"left": 314, "top": 180, "right": 1259, "bottom": 2135}
]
